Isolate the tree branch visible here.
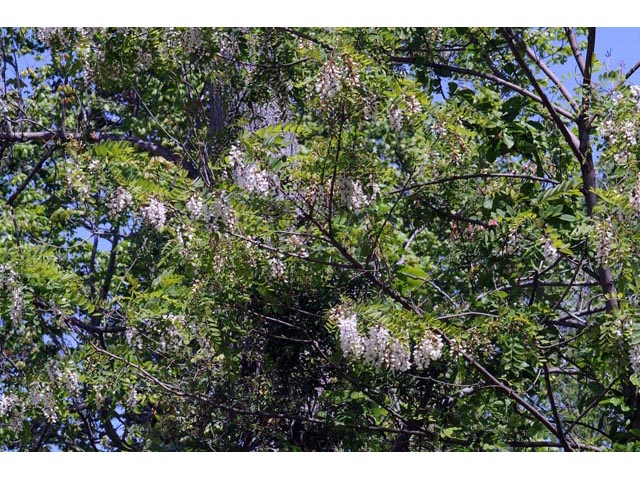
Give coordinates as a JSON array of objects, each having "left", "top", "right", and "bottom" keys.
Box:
[
  {"left": 499, "top": 28, "right": 583, "bottom": 163},
  {"left": 542, "top": 362, "right": 573, "bottom": 451},
  {"left": 392, "top": 172, "right": 559, "bottom": 195},
  {"left": 564, "top": 28, "right": 586, "bottom": 77},
  {"left": 0, "top": 130, "right": 197, "bottom": 178},
  {"left": 510, "top": 30, "right": 579, "bottom": 111},
  {"left": 5, "top": 142, "right": 56, "bottom": 207},
  {"left": 388, "top": 56, "right": 575, "bottom": 121}
]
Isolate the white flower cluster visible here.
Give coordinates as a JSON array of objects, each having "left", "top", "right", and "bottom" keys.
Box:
[
  {"left": 362, "top": 325, "right": 393, "bottom": 368},
  {"left": 0, "top": 393, "right": 17, "bottom": 416},
  {"left": 234, "top": 161, "right": 272, "bottom": 195},
  {"left": 594, "top": 218, "right": 615, "bottom": 265},
  {"left": 35, "top": 27, "right": 67, "bottom": 45},
  {"left": 186, "top": 194, "right": 204, "bottom": 220},
  {"left": 630, "top": 173, "right": 640, "bottom": 211},
  {"left": 0, "top": 263, "right": 24, "bottom": 328},
  {"left": 46, "top": 362, "right": 80, "bottom": 396},
  {"left": 126, "top": 387, "right": 139, "bottom": 409},
  {"left": 315, "top": 57, "right": 360, "bottom": 102},
  {"left": 206, "top": 195, "right": 236, "bottom": 231},
  {"left": 29, "top": 383, "right": 58, "bottom": 423},
  {"left": 140, "top": 197, "right": 167, "bottom": 230},
  {"left": 630, "top": 344, "right": 640, "bottom": 376},
  {"left": 597, "top": 95, "right": 639, "bottom": 153},
  {"left": 405, "top": 94, "right": 422, "bottom": 115},
  {"left": 228, "top": 144, "right": 244, "bottom": 167},
  {"left": 268, "top": 256, "right": 286, "bottom": 279},
  {"left": 614, "top": 316, "right": 633, "bottom": 339},
  {"left": 388, "top": 105, "right": 404, "bottom": 131},
  {"left": 389, "top": 95, "right": 422, "bottom": 131},
  {"left": 64, "top": 369, "right": 80, "bottom": 395},
  {"left": 108, "top": 187, "right": 133, "bottom": 217},
  {"left": 316, "top": 60, "right": 341, "bottom": 100},
  {"left": 542, "top": 237, "right": 558, "bottom": 262},
  {"left": 333, "top": 307, "right": 413, "bottom": 372},
  {"left": 336, "top": 311, "right": 365, "bottom": 358},
  {"left": 63, "top": 161, "right": 90, "bottom": 200},
  {"left": 622, "top": 121, "right": 638, "bottom": 147},
  {"left": 229, "top": 145, "right": 277, "bottom": 197},
  {"left": 629, "top": 85, "right": 640, "bottom": 108},
  {"left": 287, "top": 233, "right": 308, "bottom": 258},
  {"left": 334, "top": 175, "right": 371, "bottom": 212},
  {"left": 386, "top": 337, "right": 412, "bottom": 372},
  {"left": 431, "top": 121, "right": 447, "bottom": 137},
  {"left": 412, "top": 332, "right": 444, "bottom": 369},
  {"left": 363, "top": 97, "right": 378, "bottom": 121}
]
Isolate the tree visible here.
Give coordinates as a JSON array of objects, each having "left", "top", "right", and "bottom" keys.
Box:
[{"left": 1, "top": 27, "right": 640, "bottom": 451}]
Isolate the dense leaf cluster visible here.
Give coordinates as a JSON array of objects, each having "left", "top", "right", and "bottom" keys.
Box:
[{"left": 1, "top": 27, "right": 640, "bottom": 451}]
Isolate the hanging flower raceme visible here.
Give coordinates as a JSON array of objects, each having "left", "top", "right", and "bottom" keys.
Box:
[
  {"left": 542, "top": 237, "right": 558, "bottom": 263},
  {"left": 629, "top": 173, "right": 640, "bottom": 211},
  {"left": 186, "top": 194, "right": 204, "bottom": 220},
  {"left": 594, "top": 218, "right": 616, "bottom": 265},
  {"left": 228, "top": 145, "right": 278, "bottom": 197},
  {"left": 108, "top": 186, "right": 133, "bottom": 217},
  {"left": 316, "top": 59, "right": 341, "bottom": 100},
  {"left": 333, "top": 305, "right": 414, "bottom": 372},
  {"left": 140, "top": 197, "right": 167, "bottom": 230},
  {"left": 315, "top": 55, "right": 361, "bottom": 103},
  {"left": 334, "top": 175, "right": 371, "bottom": 212},
  {"left": 0, "top": 263, "right": 24, "bottom": 328},
  {"left": 630, "top": 344, "right": 640, "bottom": 376},
  {"left": 412, "top": 332, "right": 444, "bottom": 370},
  {"left": 337, "top": 311, "right": 365, "bottom": 359},
  {"left": 386, "top": 337, "right": 412, "bottom": 372},
  {"left": 388, "top": 105, "right": 404, "bottom": 131}
]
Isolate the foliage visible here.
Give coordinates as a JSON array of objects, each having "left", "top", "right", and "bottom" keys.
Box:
[{"left": 1, "top": 27, "right": 640, "bottom": 451}]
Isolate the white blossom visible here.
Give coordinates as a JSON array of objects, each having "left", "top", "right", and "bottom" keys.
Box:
[
  {"left": 334, "top": 176, "right": 370, "bottom": 212},
  {"left": 405, "top": 94, "right": 422, "bottom": 115},
  {"left": 0, "top": 394, "right": 16, "bottom": 416},
  {"left": 186, "top": 194, "right": 204, "bottom": 220},
  {"left": 315, "top": 60, "right": 341, "bottom": 100},
  {"left": 206, "top": 195, "right": 236, "bottom": 231},
  {"left": 594, "top": 219, "right": 615, "bottom": 265},
  {"left": 268, "top": 257, "right": 286, "bottom": 279},
  {"left": 228, "top": 144, "right": 244, "bottom": 167},
  {"left": 108, "top": 187, "right": 133, "bottom": 217},
  {"left": 338, "top": 313, "right": 365, "bottom": 358},
  {"left": 229, "top": 146, "right": 277, "bottom": 196},
  {"left": 287, "top": 233, "right": 308, "bottom": 258},
  {"left": 621, "top": 120, "right": 638, "bottom": 147},
  {"left": 542, "top": 237, "right": 558, "bottom": 262},
  {"left": 362, "top": 325, "right": 392, "bottom": 369},
  {"left": 363, "top": 97, "right": 378, "bottom": 121},
  {"left": 386, "top": 337, "right": 411, "bottom": 372},
  {"left": 388, "top": 105, "right": 404, "bottom": 131},
  {"left": 431, "top": 121, "right": 447, "bottom": 137},
  {"left": 141, "top": 197, "right": 167, "bottom": 230},
  {"left": 64, "top": 369, "right": 80, "bottom": 395},
  {"left": 1, "top": 264, "right": 24, "bottom": 328},
  {"left": 413, "top": 333, "right": 444, "bottom": 369},
  {"left": 10, "top": 284, "right": 24, "bottom": 327},
  {"left": 126, "top": 387, "right": 138, "bottom": 409},
  {"left": 630, "top": 344, "right": 640, "bottom": 376},
  {"left": 234, "top": 161, "right": 272, "bottom": 195},
  {"left": 630, "top": 173, "right": 640, "bottom": 210},
  {"left": 30, "top": 384, "right": 58, "bottom": 423},
  {"left": 629, "top": 85, "right": 640, "bottom": 110}
]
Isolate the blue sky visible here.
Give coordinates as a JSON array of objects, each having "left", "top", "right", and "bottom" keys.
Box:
[{"left": 596, "top": 28, "right": 640, "bottom": 77}]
